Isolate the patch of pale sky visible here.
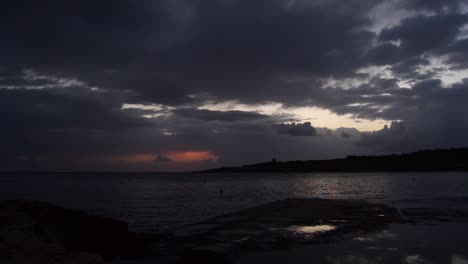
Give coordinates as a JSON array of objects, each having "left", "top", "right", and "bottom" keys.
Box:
[
  {"left": 419, "top": 56, "right": 468, "bottom": 86},
  {"left": 122, "top": 103, "right": 166, "bottom": 111},
  {"left": 368, "top": 0, "right": 422, "bottom": 33},
  {"left": 0, "top": 69, "right": 101, "bottom": 91},
  {"left": 456, "top": 23, "right": 468, "bottom": 40},
  {"left": 323, "top": 76, "right": 367, "bottom": 90},
  {"left": 200, "top": 101, "right": 388, "bottom": 131},
  {"left": 357, "top": 57, "right": 468, "bottom": 87}
]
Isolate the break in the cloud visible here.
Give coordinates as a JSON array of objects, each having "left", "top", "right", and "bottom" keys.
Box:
[{"left": 1, "top": 0, "right": 468, "bottom": 171}]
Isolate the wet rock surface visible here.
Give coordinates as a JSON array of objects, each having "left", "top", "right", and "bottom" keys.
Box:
[
  {"left": 171, "top": 198, "right": 402, "bottom": 262},
  {"left": 171, "top": 198, "right": 468, "bottom": 263},
  {"left": 2, "top": 198, "right": 468, "bottom": 264}
]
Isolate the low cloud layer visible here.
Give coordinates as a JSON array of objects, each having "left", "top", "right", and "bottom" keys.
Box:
[{"left": 276, "top": 122, "right": 317, "bottom": 137}]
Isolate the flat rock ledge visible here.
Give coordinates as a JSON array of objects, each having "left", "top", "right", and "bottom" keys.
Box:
[
  {"left": 2, "top": 198, "right": 467, "bottom": 263},
  {"left": 172, "top": 198, "right": 402, "bottom": 263}
]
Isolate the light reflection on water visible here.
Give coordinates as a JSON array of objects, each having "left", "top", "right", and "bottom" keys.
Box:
[
  {"left": 287, "top": 225, "right": 336, "bottom": 235},
  {"left": 1, "top": 172, "right": 468, "bottom": 232}
]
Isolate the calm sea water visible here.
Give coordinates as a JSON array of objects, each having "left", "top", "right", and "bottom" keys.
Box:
[{"left": 1, "top": 172, "right": 468, "bottom": 232}]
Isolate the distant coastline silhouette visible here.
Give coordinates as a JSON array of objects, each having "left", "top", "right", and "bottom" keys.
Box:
[{"left": 198, "top": 148, "right": 468, "bottom": 173}]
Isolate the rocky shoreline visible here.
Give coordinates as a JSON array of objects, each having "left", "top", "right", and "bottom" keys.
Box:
[
  {"left": 0, "top": 200, "right": 171, "bottom": 264},
  {"left": 2, "top": 198, "right": 468, "bottom": 263}
]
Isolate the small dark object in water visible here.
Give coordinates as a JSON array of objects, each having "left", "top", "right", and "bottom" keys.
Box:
[
  {"left": 412, "top": 178, "right": 416, "bottom": 182},
  {"left": 219, "top": 188, "right": 224, "bottom": 195}
]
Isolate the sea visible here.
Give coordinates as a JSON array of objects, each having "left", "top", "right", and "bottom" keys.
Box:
[{"left": 1, "top": 171, "right": 468, "bottom": 233}]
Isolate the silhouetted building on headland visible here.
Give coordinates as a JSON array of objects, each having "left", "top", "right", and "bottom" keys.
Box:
[{"left": 197, "top": 148, "right": 468, "bottom": 173}]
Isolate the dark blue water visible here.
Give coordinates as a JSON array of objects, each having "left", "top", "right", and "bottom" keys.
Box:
[{"left": 1, "top": 172, "right": 468, "bottom": 232}]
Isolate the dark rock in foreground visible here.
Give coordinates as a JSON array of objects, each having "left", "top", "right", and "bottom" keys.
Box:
[
  {"left": 0, "top": 200, "right": 116, "bottom": 263},
  {"left": 198, "top": 147, "right": 468, "bottom": 173},
  {"left": 0, "top": 200, "right": 171, "bottom": 264}
]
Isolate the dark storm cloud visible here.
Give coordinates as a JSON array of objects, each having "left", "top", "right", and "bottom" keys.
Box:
[
  {"left": 389, "top": 57, "right": 434, "bottom": 80},
  {"left": 379, "top": 14, "right": 468, "bottom": 57},
  {"left": 359, "top": 121, "right": 409, "bottom": 150},
  {"left": 400, "top": 0, "right": 464, "bottom": 11},
  {"left": 275, "top": 122, "right": 317, "bottom": 137},
  {"left": 1, "top": 0, "right": 468, "bottom": 170},
  {"left": 444, "top": 38, "right": 468, "bottom": 70},
  {"left": 0, "top": 86, "right": 150, "bottom": 161},
  {"left": 174, "top": 108, "right": 268, "bottom": 122},
  {"left": 362, "top": 43, "right": 402, "bottom": 66},
  {"left": 357, "top": 79, "right": 468, "bottom": 153},
  {"left": 0, "top": 0, "right": 156, "bottom": 64},
  {"left": 0, "top": 87, "right": 147, "bottom": 131},
  {"left": 3, "top": 0, "right": 465, "bottom": 109},
  {"left": 361, "top": 11, "right": 468, "bottom": 85},
  {"left": 335, "top": 127, "right": 361, "bottom": 139},
  {"left": 300, "top": 77, "right": 415, "bottom": 121},
  {"left": 0, "top": 0, "right": 382, "bottom": 106},
  {"left": 159, "top": 0, "right": 380, "bottom": 105},
  {"left": 153, "top": 155, "right": 172, "bottom": 163}
]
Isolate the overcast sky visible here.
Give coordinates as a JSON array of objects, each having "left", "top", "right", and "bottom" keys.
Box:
[{"left": 2, "top": 0, "right": 468, "bottom": 171}]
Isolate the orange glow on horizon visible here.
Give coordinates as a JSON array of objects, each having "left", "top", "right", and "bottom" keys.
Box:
[
  {"left": 166, "top": 151, "right": 219, "bottom": 163},
  {"left": 105, "top": 151, "right": 219, "bottom": 164}
]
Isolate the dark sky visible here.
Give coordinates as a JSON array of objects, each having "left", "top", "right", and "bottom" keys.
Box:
[{"left": 1, "top": 0, "right": 468, "bottom": 171}]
